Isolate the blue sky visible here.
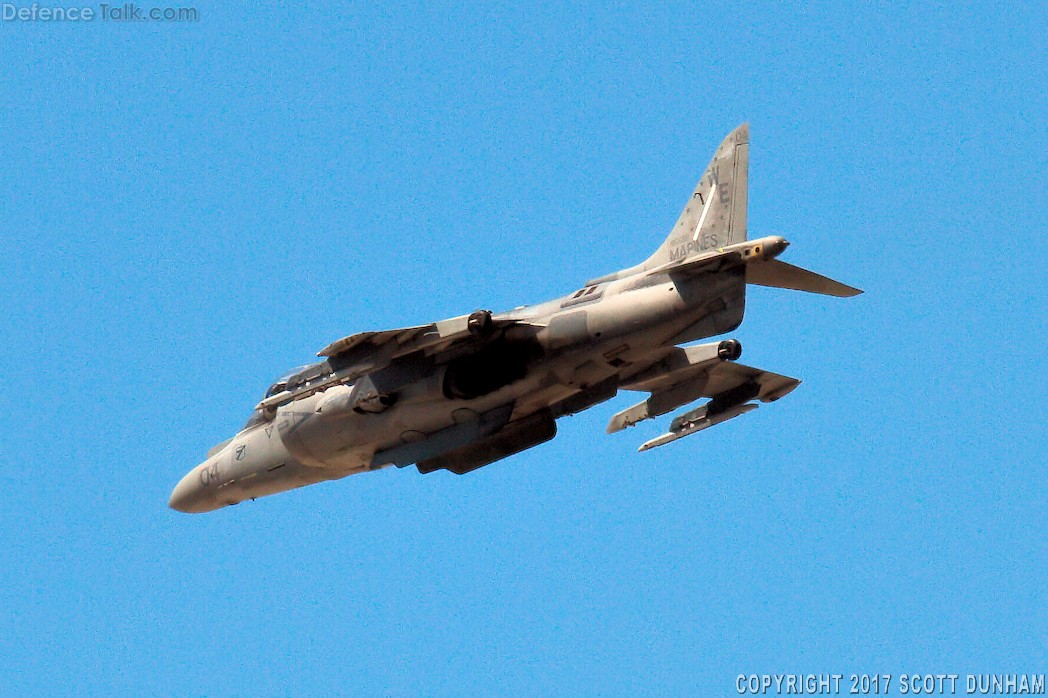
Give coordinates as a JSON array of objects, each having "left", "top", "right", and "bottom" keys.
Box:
[{"left": 1, "top": 3, "right": 1044, "bottom": 695}]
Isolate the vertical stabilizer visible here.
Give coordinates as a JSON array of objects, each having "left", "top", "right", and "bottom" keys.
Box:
[
  {"left": 586, "top": 123, "right": 751, "bottom": 285},
  {"left": 646, "top": 123, "right": 749, "bottom": 268}
]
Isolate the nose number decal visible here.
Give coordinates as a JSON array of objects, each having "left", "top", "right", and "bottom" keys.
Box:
[{"left": 199, "top": 461, "right": 221, "bottom": 487}]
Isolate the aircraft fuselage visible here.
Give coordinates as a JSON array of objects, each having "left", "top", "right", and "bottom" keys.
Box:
[{"left": 169, "top": 266, "right": 745, "bottom": 512}]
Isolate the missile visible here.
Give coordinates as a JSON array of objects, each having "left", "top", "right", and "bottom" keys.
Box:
[{"left": 638, "top": 402, "right": 758, "bottom": 452}]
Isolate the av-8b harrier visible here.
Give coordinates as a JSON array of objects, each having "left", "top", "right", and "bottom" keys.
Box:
[{"left": 170, "top": 124, "right": 861, "bottom": 513}]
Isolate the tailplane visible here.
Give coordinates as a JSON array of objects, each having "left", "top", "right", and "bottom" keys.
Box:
[{"left": 746, "top": 259, "right": 862, "bottom": 297}]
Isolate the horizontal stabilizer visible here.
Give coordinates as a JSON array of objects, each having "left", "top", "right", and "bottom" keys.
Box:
[{"left": 746, "top": 259, "right": 862, "bottom": 297}]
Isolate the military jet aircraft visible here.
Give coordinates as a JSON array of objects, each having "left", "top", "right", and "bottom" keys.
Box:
[{"left": 169, "top": 124, "right": 861, "bottom": 513}]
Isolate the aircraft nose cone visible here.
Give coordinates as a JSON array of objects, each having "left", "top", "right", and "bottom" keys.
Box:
[{"left": 169, "top": 469, "right": 209, "bottom": 513}]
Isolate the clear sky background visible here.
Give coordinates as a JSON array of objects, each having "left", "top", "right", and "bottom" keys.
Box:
[{"left": 1, "top": 3, "right": 1044, "bottom": 695}]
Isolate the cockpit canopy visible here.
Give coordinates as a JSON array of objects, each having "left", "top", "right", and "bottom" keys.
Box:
[
  {"left": 263, "top": 364, "right": 316, "bottom": 400},
  {"left": 264, "top": 380, "right": 288, "bottom": 399},
  {"left": 242, "top": 363, "right": 326, "bottom": 432}
]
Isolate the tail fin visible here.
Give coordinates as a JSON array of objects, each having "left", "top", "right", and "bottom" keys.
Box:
[{"left": 643, "top": 123, "right": 749, "bottom": 270}]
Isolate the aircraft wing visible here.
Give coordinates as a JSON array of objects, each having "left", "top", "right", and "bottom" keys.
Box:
[
  {"left": 317, "top": 312, "right": 542, "bottom": 362},
  {"left": 608, "top": 356, "right": 800, "bottom": 450},
  {"left": 688, "top": 361, "right": 800, "bottom": 403},
  {"left": 316, "top": 324, "right": 433, "bottom": 358},
  {"left": 254, "top": 312, "right": 546, "bottom": 412}
]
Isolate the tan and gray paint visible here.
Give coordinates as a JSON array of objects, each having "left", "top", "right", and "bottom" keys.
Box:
[{"left": 170, "top": 124, "right": 861, "bottom": 513}]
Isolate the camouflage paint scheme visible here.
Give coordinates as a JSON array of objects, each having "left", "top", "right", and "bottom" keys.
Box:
[{"left": 170, "top": 124, "right": 861, "bottom": 513}]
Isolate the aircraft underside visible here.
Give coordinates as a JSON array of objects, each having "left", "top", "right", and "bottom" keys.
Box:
[{"left": 169, "top": 124, "right": 861, "bottom": 513}]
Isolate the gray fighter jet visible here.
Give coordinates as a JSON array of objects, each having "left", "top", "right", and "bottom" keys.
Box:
[{"left": 169, "top": 124, "right": 860, "bottom": 513}]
